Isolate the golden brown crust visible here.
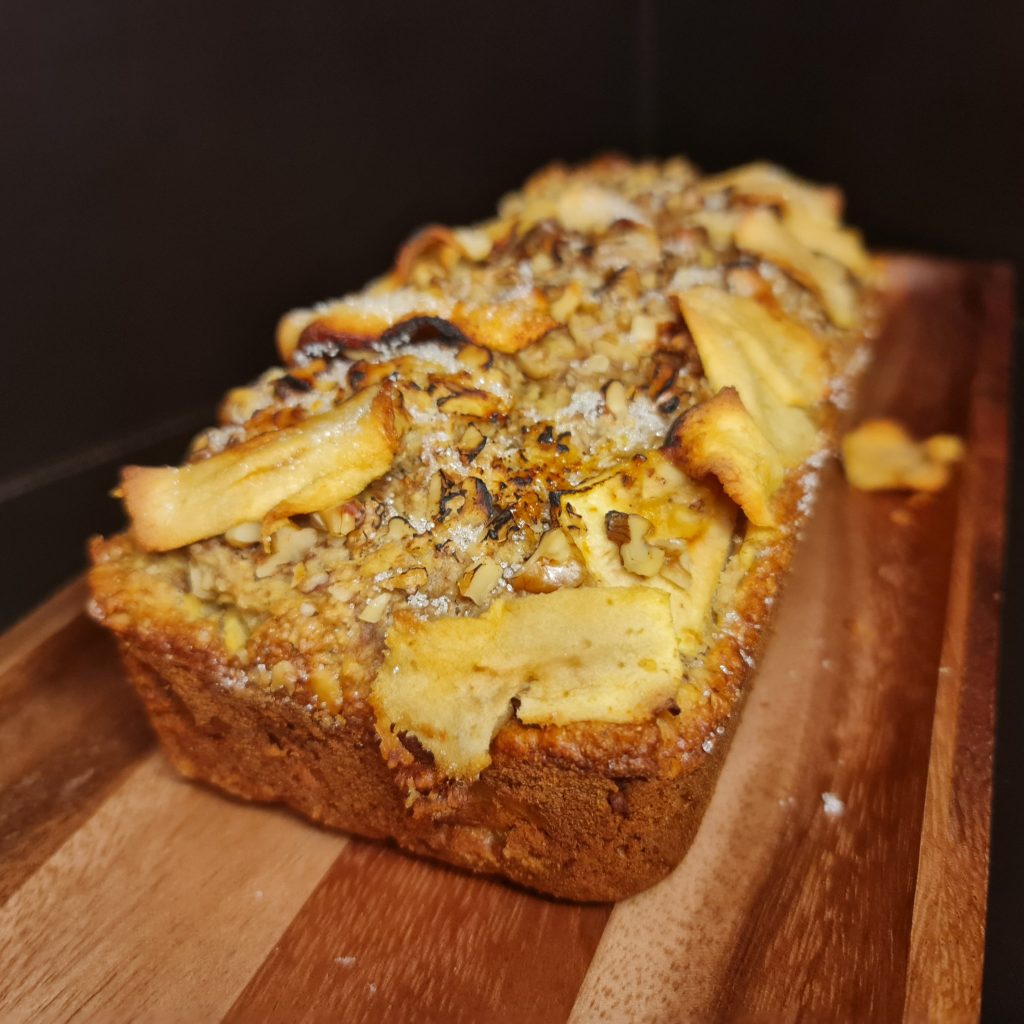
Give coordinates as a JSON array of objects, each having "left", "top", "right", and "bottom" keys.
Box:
[{"left": 114, "top": 641, "right": 735, "bottom": 902}]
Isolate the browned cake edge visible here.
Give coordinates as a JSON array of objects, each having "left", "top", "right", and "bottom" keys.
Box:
[{"left": 91, "top": 467, "right": 809, "bottom": 902}]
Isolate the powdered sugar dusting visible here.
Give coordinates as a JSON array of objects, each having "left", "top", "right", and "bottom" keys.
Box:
[
  {"left": 377, "top": 340, "right": 463, "bottom": 375},
  {"left": 622, "top": 396, "right": 669, "bottom": 446},
  {"left": 669, "top": 265, "right": 725, "bottom": 292},
  {"left": 200, "top": 424, "right": 246, "bottom": 454},
  {"left": 312, "top": 288, "right": 448, "bottom": 321},
  {"left": 443, "top": 523, "right": 484, "bottom": 553},
  {"left": 557, "top": 389, "right": 604, "bottom": 426},
  {"left": 318, "top": 360, "right": 351, "bottom": 388},
  {"left": 830, "top": 344, "right": 873, "bottom": 410},
  {"left": 797, "top": 447, "right": 832, "bottom": 517}
]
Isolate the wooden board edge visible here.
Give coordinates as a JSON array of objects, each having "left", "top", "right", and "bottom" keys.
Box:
[{"left": 903, "top": 264, "right": 1013, "bottom": 1021}]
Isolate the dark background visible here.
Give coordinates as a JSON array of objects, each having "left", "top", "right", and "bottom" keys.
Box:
[{"left": 2, "top": 0, "right": 1021, "bottom": 1014}]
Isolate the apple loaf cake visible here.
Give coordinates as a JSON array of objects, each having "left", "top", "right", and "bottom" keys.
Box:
[{"left": 89, "top": 156, "right": 878, "bottom": 900}]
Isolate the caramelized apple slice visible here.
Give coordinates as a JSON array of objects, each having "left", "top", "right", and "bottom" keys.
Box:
[
  {"left": 782, "top": 203, "right": 873, "bottom": 280},
  {"left": 699, "top": 161, "right": 844, "bottom": 224},
  {"left": 557, "top": 452, "right": 736, "bottom": 655},
  {"left": 675, "top": 286, "right": 822, "bottom": 465},
  {"left": 734, "top": 209, "right": 859, "bottom": 329},
  {"left": 508, "top": 180, "right": 650, "bottom": 237},
  {"left": 278, "top": 286, "right": 556, "bottom": 364},
  {"left": 451, "top": 291, "right": 558, "bottom": 354},
  {"left": 553, "top": 182, "right": 649, "bottom": 233},
  {"left": 677, "top": 285, "right": 828, "bottom": 408},
  {"left": 276, "top": 290, "right": 448, "bottom": 362},
  {"left": 691, "top": 209, "right": 741, "bottom": 249},
  {"left": 122, "top": 384, "right": 405, "bottom": 552},
  {"left": 389, "top": 223, "right": 498, "bottom": 285},
  {"left": 667, "top": 388, "right": 783, "bottom": 528},
  {"left": 371, "top": 586, "right": 679, "bottom": 778}
]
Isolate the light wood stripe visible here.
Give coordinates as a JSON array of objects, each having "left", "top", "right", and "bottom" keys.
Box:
[
  {"left": 0, "top": 259, "right": 1006, "bottom": 1022},
  {"left": 0, "top": 754, "right": 345, "bottom": 1023},
  {"left": 225, "top": 839, "right": 611, "bottom": 1024}
]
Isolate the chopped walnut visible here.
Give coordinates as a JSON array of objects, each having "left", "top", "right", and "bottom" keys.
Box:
[{"left": 618, "top": 515, "right": 665, "bottom": 577}]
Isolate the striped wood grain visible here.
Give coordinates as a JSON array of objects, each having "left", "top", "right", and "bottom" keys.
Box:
[{"left": 0, "top": 258, "right": 1008, "bottom": 1023}]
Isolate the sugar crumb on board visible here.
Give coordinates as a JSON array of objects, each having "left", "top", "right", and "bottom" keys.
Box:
[{"left": 821, "top": 791, "right": 846, "bottom": 817}]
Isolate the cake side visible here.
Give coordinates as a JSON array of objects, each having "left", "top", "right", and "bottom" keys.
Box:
[{"left": 117, "top": 649, "right": 728, "bottom": 901}]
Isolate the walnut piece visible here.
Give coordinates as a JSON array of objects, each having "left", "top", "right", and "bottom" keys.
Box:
[
  {"left": 458, "top": 558, "right": 504, "bottom": 606},
  {"left": 618, "top": 515, "right": 665, "bottom": 577},
  {"left": 511, "top": 528, "right": 585, "bottom": 594}
]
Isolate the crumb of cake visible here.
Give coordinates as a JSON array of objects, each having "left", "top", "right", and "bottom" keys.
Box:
[{"left": 842, "top": 418, "right": 964, "bottom": 493}]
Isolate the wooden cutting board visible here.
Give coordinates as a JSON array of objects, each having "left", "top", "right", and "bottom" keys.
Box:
[{"left": 0, "top": 258, "right": 1009, "bottom": 1023}]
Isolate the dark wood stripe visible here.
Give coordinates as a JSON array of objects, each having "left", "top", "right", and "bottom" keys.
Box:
[
  {"left": 0, "top": 605, "right": 153, "bottom": 903},
  {"left": 224, "top": 840, "right": 611, "bottom": 1024}
]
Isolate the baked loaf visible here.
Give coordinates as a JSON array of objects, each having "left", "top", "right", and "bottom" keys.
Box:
[{"left": 89, "top": 156, "right": 877, "bottom": 900}]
